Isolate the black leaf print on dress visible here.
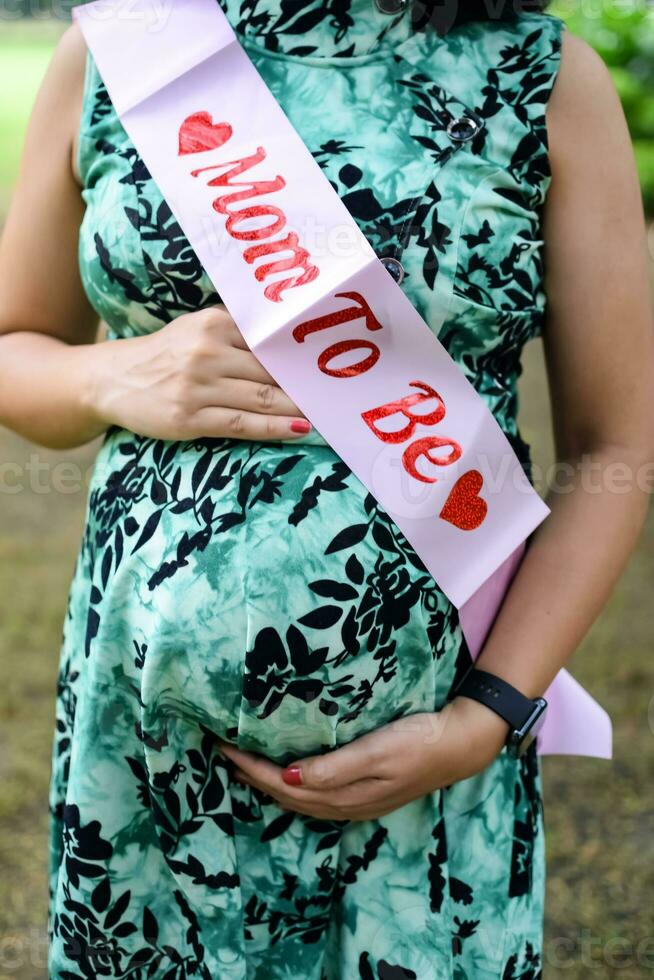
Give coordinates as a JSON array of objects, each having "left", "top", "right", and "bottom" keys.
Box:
[
  {"left": 54, "top": 806, "right": 214, "bottom": 978},
  {"left": 244, "top": 624, "right": 351, "bottom": 719},
  {"left": 502, "top": 941, "right": 542, "bottom": 980},
  {"left": 378, "top": 962, "right": 418, "bottom": 980},
  {"left": 260, "top": 811, "right": 296, "bottom": 842},
  {"left": 451, "top": 916, "right": 481, "bottom": 958},
  {"left": 94, "top": 233, "right": 146, "bottom": 305},
  {"left": 136, "top": 198, "right": 222, "bottom": 323},
  {"left": 359, "top": 953, "right": 418, "bottom": 980},
  {"left": 61, "top": 805, "right": 112, "bottom": 889},
  {"left": 449, "top": 876, "right": 474, "bottom": 906},
  {"left": 428, "top": 810, "right": 448, "bottom": 913},
  {"left": 135, "top": 730, "right": 241, "bottom": 882},
  {"left": 509, "top": 743, "right": 542, "bottom": 898}
]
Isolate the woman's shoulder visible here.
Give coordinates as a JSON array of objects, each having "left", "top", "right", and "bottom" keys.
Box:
[
  {"left": 50, "top": 22, "right": 88, "bottom": 104},
  {"left": 45, "top": 23, "right": 89, "bottom": 186},
  {"left": 546, "top": 27, "right": 629, "bottom": 173},
  {"left": 549, "top": 27, "right": 620, "bottom": 123},
  {"left": 14, "top": 23, "right": 88, "bottom": 189}
]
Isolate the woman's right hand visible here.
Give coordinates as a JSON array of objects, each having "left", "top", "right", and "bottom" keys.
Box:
[{"left": 89, "top": 305, "right": 312, "bottom": 442}]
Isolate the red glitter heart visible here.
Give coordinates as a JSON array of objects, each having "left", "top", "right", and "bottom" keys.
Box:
[
  {"left": 178, "top": 112, "right": 233, "bottom": 155},
  {"left": 440, "top": 469, "right": 488, "bottom": 531}
]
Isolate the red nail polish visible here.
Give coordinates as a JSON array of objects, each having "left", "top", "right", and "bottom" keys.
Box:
[
  {"left": 282, "top": 765, "right": 303, "bottom": 786},
  {"left": 290, "top": 419, "right": 312, "bottom": 434}
]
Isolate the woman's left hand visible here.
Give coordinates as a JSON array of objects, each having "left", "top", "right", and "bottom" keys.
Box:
[{"left": 216, "top": 697, "right": 510, "bottom": 822}]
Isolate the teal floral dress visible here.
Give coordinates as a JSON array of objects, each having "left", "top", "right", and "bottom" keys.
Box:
[{"left": 48, "top": 3, "right": 564, "bottom": 977}]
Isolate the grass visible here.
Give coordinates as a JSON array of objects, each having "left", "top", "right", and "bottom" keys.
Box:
[{"left": 0, "top": 21, "right": 653, "bottom": 980}]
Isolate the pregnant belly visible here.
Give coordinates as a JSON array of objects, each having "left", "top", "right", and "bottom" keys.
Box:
[{"left": 79, "top": 427, "right": 463, "bottom": 763}]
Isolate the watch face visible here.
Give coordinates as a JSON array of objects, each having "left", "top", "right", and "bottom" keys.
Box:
[{"left": 508, "top": 699, "right": 548, "bottom": 758}]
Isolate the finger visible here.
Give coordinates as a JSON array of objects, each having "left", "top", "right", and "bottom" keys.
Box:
[
  {"left": 235, "top": 769, "right": 398, "bottom": 823},
  {"left": 199, "top": 377, "right": 304, "bottom": 418},
  {"left": 190, "top": 345, "right": 279, "bottom": 387},
  {"left": 233, "top": 769, "right": 344, "bottom": 820},
  {"left": 191, "top": 406, "right": 312, "bottom": 442},
  {"left": 220, "top": 346, "right": 281, "bottom": 385},
  {"left": 236, "top": 762, "right": 387, "bottom": 807},
  {"left": 218, "top": 743, "right": 281, "bottom": 780},
  {"left": 284, "top": 736, "right": 386, "bottom": 791},
  {"left": 219, "top": 744, "right": 304, "bottom": 796},
  {"left": 219, "top": 744, "right": 332, "bottom": 806},
  {"left": 232, "top": 762, "right": 391, "bottom": 818},
  {"left": 219, "top": 743, "right": 391, "bottom": 822},
  {"left": 232, "top": 762, "right": 399, "bottom": 822}
]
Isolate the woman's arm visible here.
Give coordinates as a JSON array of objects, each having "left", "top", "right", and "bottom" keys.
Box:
[
  {"left": 216, "top": 31, "right": 654, "bottom": 817},
  {"left": 0, "top": 25, "right": 103, "bottom": 448},
  {"left": 470, "top": 30, "right": 654, "bottom": 699},
  {"left": 0, "top": 26, "right": 308, "bottom": 451}
]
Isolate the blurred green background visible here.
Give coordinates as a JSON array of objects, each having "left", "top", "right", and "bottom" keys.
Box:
[{"left": 0, "top": 5, "right": 653, "bottom": 980}]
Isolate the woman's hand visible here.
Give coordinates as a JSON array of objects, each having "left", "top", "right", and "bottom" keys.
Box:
[
  {"left": 88, "top": 305, "right": 311, "bottom": 442},
  {"left": 217, "top": 697, "right": 509, "bottom": 822}
]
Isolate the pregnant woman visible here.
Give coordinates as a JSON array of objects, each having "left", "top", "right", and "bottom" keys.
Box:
[{"left": 0, "top": 0, "right": 652, "bottom": 977}]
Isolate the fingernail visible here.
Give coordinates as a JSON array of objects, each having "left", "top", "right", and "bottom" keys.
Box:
[
  {"left": 290, "top": 419, "right": 312, "bottom": 434},
  {"left": 282, "top": 765, "right": 303, "bottom": 786}
]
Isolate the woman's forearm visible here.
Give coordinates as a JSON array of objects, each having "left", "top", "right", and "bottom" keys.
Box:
[
  {"left": 0, "top": 331, "right": 107, "bottom": 450},
  {"left": 472, "top": 445, "right": 652, "bottom": 698}
]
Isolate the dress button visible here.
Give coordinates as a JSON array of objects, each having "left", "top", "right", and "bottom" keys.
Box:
[
  {"left": 446, "top": 115, "right": 481, "bottom": 143},
  {"left": 374, "top": 0, "right": 408, "bottom": 14},
  {"left": 380, "top": 256, "right": 405, "bottom": 285}
]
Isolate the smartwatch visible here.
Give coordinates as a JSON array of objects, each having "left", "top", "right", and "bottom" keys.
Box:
[{"left": 452, "top": 667, "right": 548, "bottom": 758}]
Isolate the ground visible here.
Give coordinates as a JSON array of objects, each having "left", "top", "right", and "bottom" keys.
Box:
[{"left": 0, "top": 19, "right": 653, "bottom": 980}]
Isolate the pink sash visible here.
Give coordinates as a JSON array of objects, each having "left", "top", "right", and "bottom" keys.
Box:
[{"left": 73, "top": 0, "right": 612, "bottom": 758}]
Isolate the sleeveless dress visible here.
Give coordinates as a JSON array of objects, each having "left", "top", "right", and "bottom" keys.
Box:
[{"left": 48, "top": 3, "right": 564, "bottom": 977}]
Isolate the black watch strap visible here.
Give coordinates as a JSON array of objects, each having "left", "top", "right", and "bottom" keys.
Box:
[{"left": 453, "top": 667, "right": 537, "bottom": 731}]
